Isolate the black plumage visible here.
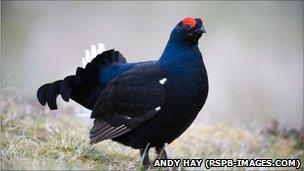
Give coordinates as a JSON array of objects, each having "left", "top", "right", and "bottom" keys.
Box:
[{"left": 37, "top": 17, "right": 208, "bottom": 167}]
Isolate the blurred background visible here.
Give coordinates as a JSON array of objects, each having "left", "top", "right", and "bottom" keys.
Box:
[
  {"left": 1, "top": 1, "right": 303, "bottom": 170},
  {"left": 2, "top": 1, "right": 303, "bottom": 130}
]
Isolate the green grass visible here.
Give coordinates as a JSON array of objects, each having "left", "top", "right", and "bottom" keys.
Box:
[{"left": 1, "top": 95, "right": 303, "bottom": 170}]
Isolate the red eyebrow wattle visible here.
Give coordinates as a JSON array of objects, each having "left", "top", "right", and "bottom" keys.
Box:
[{"left": 182, "top": 17, "right": 196, "bottom": 28}]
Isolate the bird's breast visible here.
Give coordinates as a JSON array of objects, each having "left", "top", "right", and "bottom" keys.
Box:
[{"left": 164, "top": 68, "right": 208, "bottom": 110}]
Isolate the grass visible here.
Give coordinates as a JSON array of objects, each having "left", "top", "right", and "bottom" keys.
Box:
[{"left": 1, "top": 94, "right": 303, "bottom": 170}]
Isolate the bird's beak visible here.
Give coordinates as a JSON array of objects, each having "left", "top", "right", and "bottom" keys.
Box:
[
  {"left": 200, "top": 25, "right": 207, "bottom": 33},
  {"left": 194, "top": 25, "right": 206, "bottom": 34}
]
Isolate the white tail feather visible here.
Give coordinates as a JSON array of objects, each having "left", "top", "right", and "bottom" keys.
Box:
[
  {"left": 82, "top": 58, "right": 86, "bottom": 68},
  {"left": 85, "top": 50, "right": 91, "bottom": 63},
  {"left": 90, "top": 45, "right": 97, "bottom": 59},
  {"left": 82, "top": 43, "right": 105, "bottom": 68},
  {"left": 97, "top": 43, "right": 105, "bottom": 54}
]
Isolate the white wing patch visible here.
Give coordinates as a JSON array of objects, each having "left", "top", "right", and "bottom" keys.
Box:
[
  {"left": 82, "top": 43, "right": 105, "bottom": 68},
  {"left": 159, "top": 78, "right": 167, "bottom": 85},
  {"left": 155, "top": 107, "right": 161, "bottom": 111}
]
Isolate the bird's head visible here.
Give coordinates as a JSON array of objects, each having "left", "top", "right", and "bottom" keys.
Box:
[{"left": 170, "top": 17, "right": 206, "bottom": 45}]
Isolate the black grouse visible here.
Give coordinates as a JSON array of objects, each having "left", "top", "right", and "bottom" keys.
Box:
[{"left": 37, "top": 16, "right": 208, "bottom": 167}]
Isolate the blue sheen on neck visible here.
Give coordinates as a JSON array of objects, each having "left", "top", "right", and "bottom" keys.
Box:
[{"left": 158, "top": 30, "right": 204, "bottom": 74}]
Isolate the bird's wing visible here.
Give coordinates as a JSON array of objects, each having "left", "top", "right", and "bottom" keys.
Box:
[{"left": 89, "top": 64, "right": 167, "bottom": 144}]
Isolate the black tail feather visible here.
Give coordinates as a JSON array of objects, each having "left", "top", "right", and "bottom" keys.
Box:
[
  {"left": 46, "top": 80, "right": 62, "bottom": 110},
  {"left": 60, "top": 75, "right": 75, "bottom": 102},
  {"left": 37, "top": 83, "right": 51, "bottom": 106},
  {"left": 75, "top": 67, "right": 85, "bottom": 84},
  {"left": 37, "top": 49, "right": 127, "bottom": 110}
]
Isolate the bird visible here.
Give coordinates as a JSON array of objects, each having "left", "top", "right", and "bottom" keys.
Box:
[{"left": 37, "top": 16, "right": 208, "bottom": 167}]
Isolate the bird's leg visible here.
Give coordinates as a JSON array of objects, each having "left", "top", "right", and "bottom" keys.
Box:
[
  {"left": 155, "top": 144, "right": 167, "bottom": 159},
  {"left": 140, "top": 147, "right": 151, "bottom": 169}
]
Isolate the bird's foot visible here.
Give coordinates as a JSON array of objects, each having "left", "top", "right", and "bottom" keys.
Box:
[{"left": 155, "top": 144, "right": 168, "bottom": 159}]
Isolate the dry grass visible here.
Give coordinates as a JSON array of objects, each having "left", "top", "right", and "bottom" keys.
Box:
[{"left": 1, "top": 94, "right": 303, "bottom": 170}]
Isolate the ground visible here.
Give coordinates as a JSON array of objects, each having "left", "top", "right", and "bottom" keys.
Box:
[{"left": 1, "top": 95, "right": 303, "bottom": 170}]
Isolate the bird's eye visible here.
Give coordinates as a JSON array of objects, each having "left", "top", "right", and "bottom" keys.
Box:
[{"left": 182, "top": 17, "right": 196, "bottom": 28}]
